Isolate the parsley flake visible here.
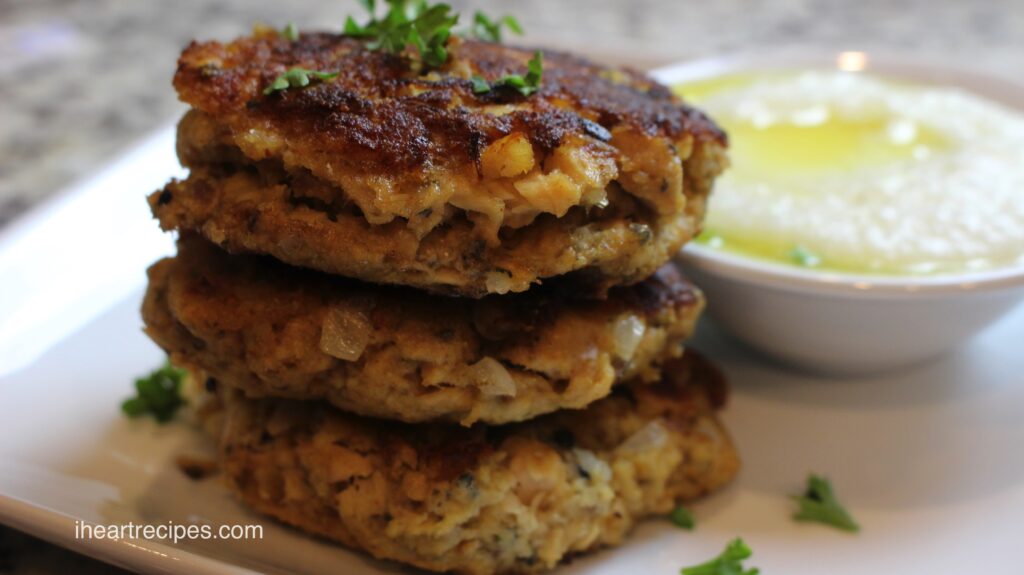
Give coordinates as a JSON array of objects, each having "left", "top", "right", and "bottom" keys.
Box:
[
  {"left": 263, "top": 67, "right": 339, "bottom": 95},
  {"left": 669, "top": 505, "right": 696, "bottom": 530},
  {"left": 681, "top": 538, "right": 760, "bottom": 575},
  {"left": 470, "top": 11, "right": 523, "bottom": 42},
  {"left": 789, "top": 245, "right": 821, "bottom": 267},
  {"left": 469, "top": 75, "right": 491, "bottom": 93},
  {"left": 122, "top": 361, "right": 187, "bottom": 423},
  {"left": 344, "top": 0, "right": 459, "bottom": 68},
  {"left": 792, "top": 474, "right": 860, "bottom": 532},
  {"left": 281, "top": 22, "right": 299, "bottom": 41},
  {"left": 471, "top": 50, "right": 543, "bottom": 96}
]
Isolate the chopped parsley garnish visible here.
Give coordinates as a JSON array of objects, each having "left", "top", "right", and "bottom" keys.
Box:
[
  {"left": 469, "top": 75, "right": 491, "bottom": 93},
  {"left": 264, "top": 4, "right": 539, "bottom": 97},
  {"left": 470, "top": 11, "right": 522, "bottom": 42},
  {"left": 341, "top": 0, "right": 537, "bottom": 79},
  {"left": 789, "top": 245, "right": 821, "bottom": 267},
  {"left": 792, "top": 474, "right": 860, "bottom": 532},
  {"left": 344, "top": 0, "right": 459, "bottom": 68},
  {"left": 681, "top": 538, "right": 760, "bottom": 575},
  {"left": 122, "top": 361, "right": 187, "bottom": 423},
  {"left": 281, "top": 22, "right": 299, "bottom": 41},
  {"left": 471, "top": 50, "right": 543, "bottom": 96},
  {"left": 263, "top": 67, "right": 340, "bottom": 95},
  {"left": 669, "top": 505, "right": 696, "bottom": 530}
]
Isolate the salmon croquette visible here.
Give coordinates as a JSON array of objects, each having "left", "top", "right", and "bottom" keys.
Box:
[
  {"left": 143, "top": 236, "right": 705, "bottom": 425},
  {"left": 198, "top": 352, "right": 739, "bottom": 575},
  {"left": 150, "top": 30, "right": 728, "bottom": 297}
]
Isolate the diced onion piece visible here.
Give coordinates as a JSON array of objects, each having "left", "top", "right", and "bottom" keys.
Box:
[
  {"left": 484, "top": 271, "right": 514, "bottom": 294},
  {"left": 616, "top": 421, "right": 669, "bottom": 455},
  {"left": 585, "top": 192, "right": 606, "bottom": 207},
  {"left": 612, "top": 314, "right": 646, "bottom": 360},
  {"left": 513, "top": 170, "right": 582, "bottom": 217},
  {"left": 572, "top": 448, "right": 611, "bottom": 481},
  {"left": 481, "top": 133, "right": 536, "bottom": 179},
  {"left": 468, "top": 357, "right": 517, "bottom": 398},
  {"left": 546, "top": 141, "right": 618, "bottom": 189},
  {"left": 320, "top": 304, "right": 372, "bottom": 361}
]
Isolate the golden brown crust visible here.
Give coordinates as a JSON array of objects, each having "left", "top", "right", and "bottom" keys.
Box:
[
  {"left": 207, "top": 353, "right": 739, "bottom": 575},
  {"left": 143, "top": 237, "right": 705, "bottom": 425},
  {"left": 174, "top": 32, "right": 725, "bottom": 173}
]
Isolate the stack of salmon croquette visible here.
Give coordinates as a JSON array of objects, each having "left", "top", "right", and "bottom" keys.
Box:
[{"left": 141, "top": 27, "right": 737, "bottom": 575}]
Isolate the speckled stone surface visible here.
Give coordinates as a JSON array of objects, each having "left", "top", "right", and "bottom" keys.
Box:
[{"left": 0, "top": 0, "right": 1023, "bottom": 571}]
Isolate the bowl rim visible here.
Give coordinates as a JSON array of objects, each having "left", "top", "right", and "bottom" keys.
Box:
[
  {"left": 678, "top": 244, "right": 1024, "bottom": 297},
  {"left": 652, "top": 50, "right": 1024, "bottom": 297}
]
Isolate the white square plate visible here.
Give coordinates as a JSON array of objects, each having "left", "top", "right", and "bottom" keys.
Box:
[{"left": 2, "top": 71, "right": 1024, "bottom": 574}]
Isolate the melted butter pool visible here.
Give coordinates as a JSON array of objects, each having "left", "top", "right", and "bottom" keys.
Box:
[{"left": 676, "top": 71, "right": 1024, "bottom": 275}]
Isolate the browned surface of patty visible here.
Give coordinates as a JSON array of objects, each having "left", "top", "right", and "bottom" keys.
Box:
[
  {"left": 173, "top": 32, "right": 725, "bottom": 173},
  {"left": 144, "top": 237, "right": 705, "bottom": 425},
  {"left": 204, "top": 353, "right": 738, "bottom": 575},
  {"left": 152, "top": 29, "right": 728, "bottom": 296}
]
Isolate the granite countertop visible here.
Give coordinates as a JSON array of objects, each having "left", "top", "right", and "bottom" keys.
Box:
[{"left": 1, "top": 0, "right": 1022, "bottom": 572}]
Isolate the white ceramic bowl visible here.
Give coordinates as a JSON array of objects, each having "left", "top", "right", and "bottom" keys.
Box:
[{"left": 653, "top": 53, "right": 1024, "bottom": 375}]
